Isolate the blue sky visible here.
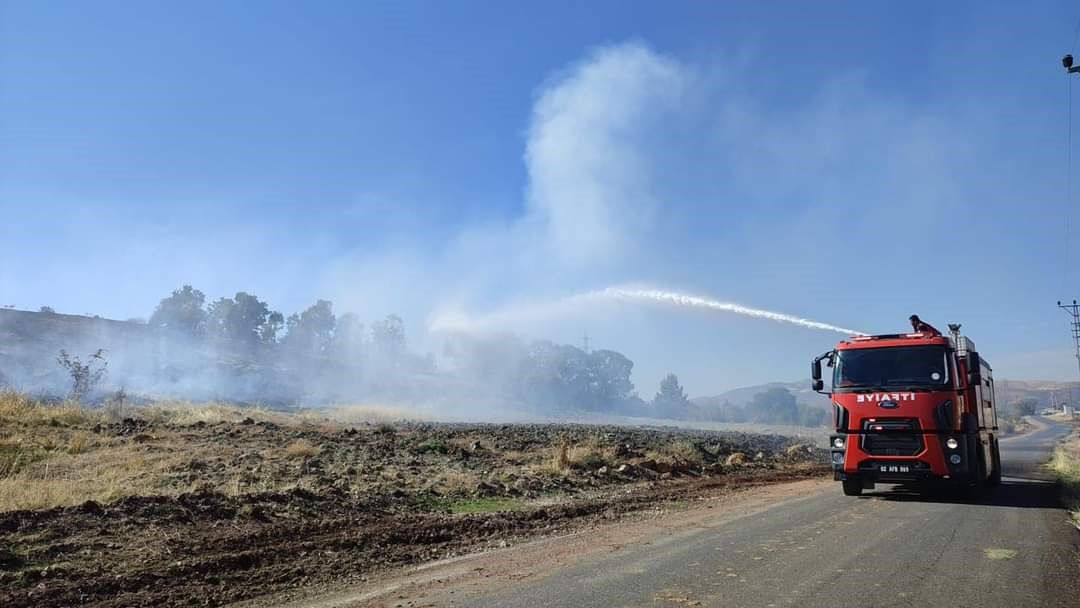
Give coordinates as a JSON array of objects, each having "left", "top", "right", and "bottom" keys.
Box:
[{"left": 2, "top": 1, "right": 1080, "bottom": 396}]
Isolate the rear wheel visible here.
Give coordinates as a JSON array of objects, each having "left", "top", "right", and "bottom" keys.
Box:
[
  {"left": 962, "top": 451, "right": 988, "bottom": 498},
  {"left": 842, "top": 477, "right": 863, "bottom": 496},
  {"left": 987, "top": 439, "right": 1002, "bottom": 487}
]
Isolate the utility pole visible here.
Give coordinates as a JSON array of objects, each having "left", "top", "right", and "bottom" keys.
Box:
[{"left": 1058, "top": 300, "right": 1080, "bottom": 381}]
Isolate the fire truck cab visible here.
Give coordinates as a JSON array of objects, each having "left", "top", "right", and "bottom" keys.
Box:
[{"left": 812, "top": 324, "right": 1001, "bottom": 496}]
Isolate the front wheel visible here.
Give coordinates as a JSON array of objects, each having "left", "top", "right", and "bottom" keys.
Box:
[{"left": 842, "top": 477, "right": 863, "bottom": 496}]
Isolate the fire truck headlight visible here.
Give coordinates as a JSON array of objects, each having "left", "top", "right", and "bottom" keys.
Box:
[
  {"left": 949, "top": 454, "right": 962, "bottom": 465},
  {"left": 832, "top": 437, "right": 845, "bottom": 449},
  {"left": 945, "top": 438, "right": 959, "bottom": 450}
]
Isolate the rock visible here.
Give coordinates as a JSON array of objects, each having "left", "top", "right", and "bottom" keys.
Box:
[
  {"left": 596, "top": 466, "right": 609, "bottom": 476},
  {"left": 617, "top": 463, "right": 634, "bottom": 475},
  {"left": 754, "top": 451, "right": 765, "bottom": 461},
  {"left": 470, "top": 441, "right": 483, "bottom": 452},
  {"left": 241, "top": 417, "right": 256, "bottom": 425},
  {"left": 659, "top": 472, "right": 673, "bottom": 480},
  {"left": 132, "top": 433, "right": 154, "bottom": 444},
  {"left": 637, "top": 466, "right": 659, "bottom": 480},
  {"left": 237, "top": 504, "right": 267, "bottom": 521},
  {"left": 785, "top": 443, "right": 812, "bottom": 457},
  {"left": 725, "top": 452, "right": 747, "bottom": 466}
]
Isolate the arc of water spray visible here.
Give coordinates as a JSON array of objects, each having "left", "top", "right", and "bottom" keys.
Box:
[
  {"left": 589, "top": 287, "right": 865, "bottom": 335},
  {"left": 429, "top": 286, "right": 865, "bottom": 336}
]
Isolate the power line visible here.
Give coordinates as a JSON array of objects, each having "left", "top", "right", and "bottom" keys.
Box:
[
  {"left": 1062, "top": 54, "right": 1080, "bottom": 292},
  {"left": 1058, "top": 300, "right": 1080, "bottom": 381},
  {"left": 1067, "top": 71, "right": 1074, "bottom": 294},
  {"left": 1071, "top": 13, "right": 1080, "bottom": 53}
]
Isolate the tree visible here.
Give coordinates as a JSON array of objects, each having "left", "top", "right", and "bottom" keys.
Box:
[
  {"left": 1012, "top": 398, "right": 1038, "bottom": 417},
  {"left": 516, "top": 342, "right": 638, "bottom": 413},
  {"left": 749, "top": 387, "right": 799, "bottom": 425},
  {"left": 259, "top": 311, "right": 285, "bottom": 344},
  {"left": 588, "top": 349, "right": 636, "bottom": 407},
  {"left": 39, "top": 306, "right": 55, "bottom": 314},
  {"left": 57, "top": 349, "right": 108, "bottom": 402},
  {"left": 150, "top": 285, "right": 207, "bottom": 337},
  {"left": 652, "top": 373, "right": 691, "bottom": 417},
  {"left": 331, "top": 313, "right": 364, "bottom": 357},
  {"left": 283, "top": 300, "right": 336, "bottom": 356},
  {"left": 206, "top": 292, "right": 278, "bottom": 348},
  {"left": 371, "top": 315, "right": 405, "bottom": 354}
]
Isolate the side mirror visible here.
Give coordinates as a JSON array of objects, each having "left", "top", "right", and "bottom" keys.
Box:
[
  {"left": 811, "top": 351, "right": 833, "bottom": 393},
  {"left": 966, "top": 351, "right": 981, "bottom": 387}
]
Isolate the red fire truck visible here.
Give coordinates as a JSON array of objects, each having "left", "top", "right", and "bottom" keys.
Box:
[{"left": 811, "top": 323, "right": 1001, "bottom": 496}]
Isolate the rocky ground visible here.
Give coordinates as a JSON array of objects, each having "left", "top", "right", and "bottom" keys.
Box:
[{"left": 0, "top": 396, "right": 828, "bottom": 607}]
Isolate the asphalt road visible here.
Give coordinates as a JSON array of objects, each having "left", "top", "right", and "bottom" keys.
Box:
[{"left": 457, "top": 417, "right": 1079, "bottom": 608}]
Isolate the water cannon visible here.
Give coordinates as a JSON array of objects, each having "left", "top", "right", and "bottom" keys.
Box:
[{"left": 947, "top": 323, "right": 964, "bottom": 353}]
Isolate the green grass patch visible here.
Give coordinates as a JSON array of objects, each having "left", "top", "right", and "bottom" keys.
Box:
[
  {"left": 983, "top": 548, "right": 1017, "bottom": 560},
  {"left": 416, "top": 439, "right": 449, "bottom": 455},
  {"left": 448, "top": 497, "right": 526, "bottom": 514}
]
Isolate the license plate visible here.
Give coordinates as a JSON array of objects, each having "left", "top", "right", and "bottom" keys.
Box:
[{"left": 878, "top": 464, "right": 910, "bottom": 474}]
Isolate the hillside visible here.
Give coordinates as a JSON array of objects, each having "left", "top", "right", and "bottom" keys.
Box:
[{"left": 693, "top": 380, "right": 828, "bottom": 411}]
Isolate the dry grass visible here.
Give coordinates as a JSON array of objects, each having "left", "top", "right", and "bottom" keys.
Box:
[
  {"left": 553, "top": 439, "right": 571, "bottom": 471},
  {"left": 0, "top": 390, "right": 102, "bottom": 427},
  {"left": 646, "top": 438, "right": 706, "bottom": 467},
  {"left": 283, "top": 439, "right": 320, "bottom": 459},
  {"left": 437, "top": 469, "right": 480, "bottom": 496},
  {"left": 0, "top": 443, "right": 187, "bottom": 511},
  {"left": 534, "top": 435, "right": 618, "bottom": 474},
  {"left": 1048, "top": 430, "right": 1080, "bottom": 529},
  {"left": 325, "top": 404, "right": 424, "bottom": 424},
  {"left": 139, "top": 402, "right": 285, "bottom": 427},
  {"left": 66, "top": 431, "right": 92, "bottom": 455},
  {"left": 0, "top": 393, "right": 276, "bottom": 511}
]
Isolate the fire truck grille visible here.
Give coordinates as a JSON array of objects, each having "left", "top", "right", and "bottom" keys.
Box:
[{"left": 861, "top": 419, "right": 923, "bottom": 456}]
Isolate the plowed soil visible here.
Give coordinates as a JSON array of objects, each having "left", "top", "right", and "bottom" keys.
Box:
[{"left": 0, "top": 412, "right": 827, "bottom": 607}]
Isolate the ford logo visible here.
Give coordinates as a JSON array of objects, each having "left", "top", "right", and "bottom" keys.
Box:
[{"left": 879, "top": 400, "right": 899, "bottom": 409}]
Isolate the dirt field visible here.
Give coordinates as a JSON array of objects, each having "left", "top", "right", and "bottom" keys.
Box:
[{"left": 0, "top": 393, "right": 827, "bottom": 607}]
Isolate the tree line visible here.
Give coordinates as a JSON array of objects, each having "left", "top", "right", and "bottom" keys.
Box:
[{"left": 36, "top": 284, "right": 827, "bottom": 426}]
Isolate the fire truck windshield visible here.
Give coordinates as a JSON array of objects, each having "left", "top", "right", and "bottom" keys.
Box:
[{"left": 833, "top": 345, "right": 949, "bottom": 391}]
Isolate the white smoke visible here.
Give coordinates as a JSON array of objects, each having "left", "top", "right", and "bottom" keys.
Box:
[{"left": 429, "top": 285, "right": 865, "bottom": 336}]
